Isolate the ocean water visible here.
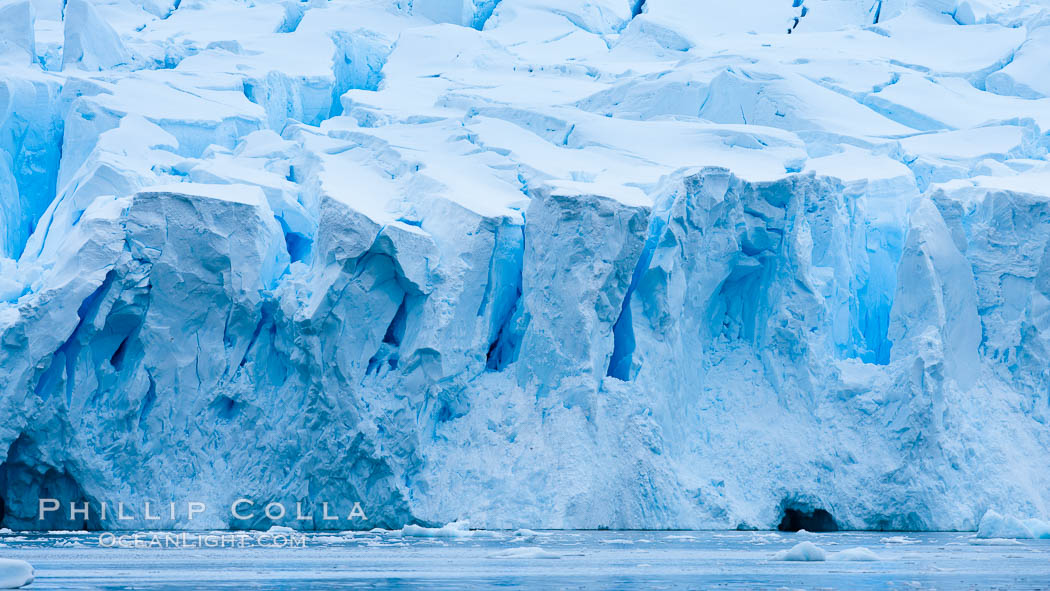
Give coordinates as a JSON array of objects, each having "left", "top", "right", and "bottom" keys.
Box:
[{"left": 3, "top": 530, "right": 1049, "bottom": 590}]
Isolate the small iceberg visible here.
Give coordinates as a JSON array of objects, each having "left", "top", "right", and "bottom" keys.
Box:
[
  {"left": 977, "top": 510, "right": 1050, "bottom": 539},
  {"left": 0, "top": 559, "right": 33, "bottom": 589},
  {"left": 772, "top": 541, "right": 826, "bottom": 561},
  {"left": 401, "top": 521, "right": 500, "bottom": 538},
  {"left": 773, "top": 542, "right": 880, "bottom": 562},
  {"left": 880, "top": 535, "right": 919, "bottom": 544},
  {"left": 969, "top": 538, "right": 1023, "bottom": 546},
  {"left": 402, "top": 521, "right": 473, "bottom": 538},
  {"left": 750, "top": 532, "right": 782, "bottom": 544}
]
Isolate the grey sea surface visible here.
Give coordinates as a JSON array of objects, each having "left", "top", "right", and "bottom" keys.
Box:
[{"left": 2, "top": 530, "right": 1048, "bottom": 590}]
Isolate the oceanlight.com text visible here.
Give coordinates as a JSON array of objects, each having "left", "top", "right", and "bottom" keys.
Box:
[{"left": 98, "top": 532, "right": 308, "bottom": 549}]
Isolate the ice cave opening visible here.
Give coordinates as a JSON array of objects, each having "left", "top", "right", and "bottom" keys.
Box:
[
  {"left": 0, "top": 435, "right": 98, "bottom": 530},
  {"left": 777, "top": 507, "right": 839, "bottom": 532}
]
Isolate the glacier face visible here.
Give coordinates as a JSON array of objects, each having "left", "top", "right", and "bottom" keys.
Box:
[{"left": 1, "top": 0, "right": 1050, "bottom": 531}]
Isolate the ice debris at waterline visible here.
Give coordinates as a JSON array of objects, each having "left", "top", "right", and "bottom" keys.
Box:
[
  {"left": 976, "top": 510, "right": 1050, "bottom": 539},
  {"left": 771, "top": 542, "right": 881, "bottom": 562},
  {"left": 265, "top": 525, "right": 298, "bottom": 535},
  {"left": 2, "top": 0, "right": 1050, "bottom": 532},
  {"left": 772, "top": 542, "right": 827, "bottom": 562},
  {"left": 399, "top": 521, "right": 500, "bottom": 538},
  {"left": 8, "top": 531, "right": 1050, "bottom": 590},
  {"left": 0, "top": 559, "right": 33, "bottom": 589}
]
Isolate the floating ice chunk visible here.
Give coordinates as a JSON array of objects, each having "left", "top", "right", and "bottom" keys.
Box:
[
  {"left": 829, "top": 547, "right": 881, "bottom": 561},
  {"left": 1030, "top": 521, "right": 1050, "bottom": 539},
  {"left": 401, "top": 521, "right": 474, "bottom": 538},
  {"left": 0, "top": 559, "right": 33, "bottom": 589},
  {"left": 400, "top": 521, "right": 502, "bottom": 539},
  {"left": 969, "top": 538, "right": 1024, "bottom": 545},
  {"left": 311, "top": 535, "right": 350, "bottom": 544},
  {"left": 750, "top": 532, "right": 783, "bottom": 544},
  {"left": 512, "top": 529, "right": 551, "bottom": 542},
  {"left": 977, "top": 510, "right": 1034, "bottom": 539},
  {"left": 266, "top": 525, "right": 296, "bottom": 534},
  {"left": 880, "top": 535, "right": 919, "bottom": 544},
  {"left": 487, "top": 546, "right": 561, "bottom": 559},
  {"left": 977, "top": 510, "right": 1050, "bottom": 539},
  {"left": 772, "top": 541, "right": 826, "bottom": 561}
]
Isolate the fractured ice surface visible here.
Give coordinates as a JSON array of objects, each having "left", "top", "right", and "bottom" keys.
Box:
[{"left": 1, "top": 0, "right": 1050, "bottom": 531}]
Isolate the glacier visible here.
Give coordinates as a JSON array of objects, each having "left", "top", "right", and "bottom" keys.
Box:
[{"left": 0, "top": 0, "right": 1049, "bottom": 532}]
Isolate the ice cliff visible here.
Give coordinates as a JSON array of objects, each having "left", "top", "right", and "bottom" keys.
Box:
[{"left": 1, "top": 0, "right": 1050, "bottom": 531}]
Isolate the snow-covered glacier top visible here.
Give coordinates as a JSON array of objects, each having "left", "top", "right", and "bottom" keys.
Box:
[{"left": 1, "top": 0, "right": 1049, "bottom": 532}]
